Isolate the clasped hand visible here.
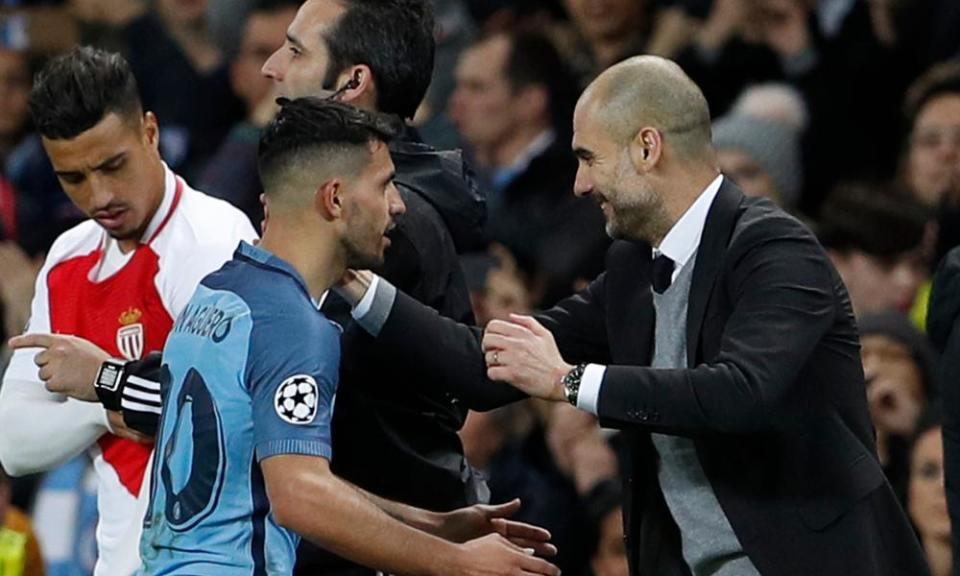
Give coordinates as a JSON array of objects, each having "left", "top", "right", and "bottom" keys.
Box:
[{"left": 482, "top": 314, "right": 572, "bottom": 402}]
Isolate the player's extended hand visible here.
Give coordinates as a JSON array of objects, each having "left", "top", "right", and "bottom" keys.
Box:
[
  {"left": 436, "top": 499, "right": 556, "bottom": 557},
  {"left": 9, "top": 333, "right": 110, "bottom": 402},
  {"left": 452, "top": 533, "right": 561, "bottom": 576},
  {"left": 482, "top": 314, "right": 571, "bottom": 402}
]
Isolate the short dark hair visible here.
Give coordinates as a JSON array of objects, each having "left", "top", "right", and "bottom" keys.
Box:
[
  {"left": 321, "top": 0, "right": 435, "bottom": 120},
  {"left": 258, "top": 97, "right": 400, "bottom": 188},
  {"left": 29, "top": 46, "right": 142, "bottom": 140},
  {"left": 502, "top": 31, "right": 577, "bottom": 136},
  {"left": 817, "top": 183, "right": 929, "bottom": 259}
]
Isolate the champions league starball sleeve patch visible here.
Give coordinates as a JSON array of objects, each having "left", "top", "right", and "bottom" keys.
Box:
[{"left": 274, "top": 374, "right": 320, "bottom": 425}]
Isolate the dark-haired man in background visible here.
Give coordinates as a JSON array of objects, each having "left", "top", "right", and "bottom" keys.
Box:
[
  {"left": 138, "top": 97, "right": 558, "bottom": 576},
  {"left": 449, "top": 30, "right": 608, "bottom": 305},
  {"left": 0, "top": 46, "right": 256, "bottom": 576}
]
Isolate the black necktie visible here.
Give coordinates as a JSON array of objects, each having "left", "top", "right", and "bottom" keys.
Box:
[{"left": 651, "top": 254, "right": 675, "bottom": 294}]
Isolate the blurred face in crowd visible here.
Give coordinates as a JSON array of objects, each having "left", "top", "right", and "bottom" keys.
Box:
[
  {"left": 158, "top": 0, "right": 208, "bottom": 27},
  {"left": 592, "top": 507, "right": 629, "bottom": 576},
  {"left": 830, "top": 250, "right": 923, "bottom": 316},
  {"left": 861, "top": 334, "right": 925, "bottom": 438},
  {"left": 908, "top": 94, "right": 960, "bottom": 206},
  {"left": 563, "top": 0, "right": 644, "bottom": 44},
  {"left": 572, "top": 100, "right": 668, "bottom": 242},
  {"left": 479, "top": 267, "right": 531, "bottom": 326},
  {"left": 0, "top": 50, "right": 31, "bottom": 142},
  {"left": 42, "top": 112, "right": 165, "bottom": 247},
  {"left": 231, "top": 6, "right": 298, "bottom": 112},
  {"left": 908, "top": 426, "right": 950, "bottom": 541},
  {"left": 449, "top": 35, "right": 517, "bottom": 156},
  {"left": 716, "top": 147, "right": 779, "bottom": 203},
  {"left": 340, "top": 141, "right": 405, "bottom": 268},
  {"left": 261, "top": 0, "right": 346, "bottom": 101}
]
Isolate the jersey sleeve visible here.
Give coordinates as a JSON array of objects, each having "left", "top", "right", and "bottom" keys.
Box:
[
  {"left": 245, "top": 308, "right": 340, "bottom": 462},
  {"left": 0, "top": 240, "right": 110, "bottom": 475}
]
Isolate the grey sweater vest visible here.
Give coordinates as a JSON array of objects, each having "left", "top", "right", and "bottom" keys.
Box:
[{"left": 650, "top": 253, "right": 760, "bottom": 576}]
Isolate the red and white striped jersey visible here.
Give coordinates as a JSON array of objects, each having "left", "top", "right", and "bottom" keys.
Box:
[{"left": 0, "top": 165, "right": 257, "bottom": 575}]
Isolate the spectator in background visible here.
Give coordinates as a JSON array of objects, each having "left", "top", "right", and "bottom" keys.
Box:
[
  {"left": 553, "top": 0, "right": 650, "bottom": 88},
  {"left": 76, "top": 0, "right": 245, "bottom": 179},
  {"left": 449, "top": 30, "right": 607, "bottom": 305},
  {"left": 818, "top": 184, "right": 928, "bottom": 317},
  {"left": 200, "top": 0, "right": 299, "bottom": 228},
  {"left": 0, "top": 46, "right": 83, "bottom": 258},
  {"left": 0, "top": 466, "right": 44, "bottom": 576},
  {"left": 461, "top": 246, "right": 533, "bottom": 328},
  {"left": 728, "top": 82, "right": 809, "bottom": 130},
  {"left": 901, "top": 62, "right": 960, "bottom": 209},
  {"left": 673, "top": 0, "right": 909, "bottom": 212},
  {"left": 712, "top": 112, "right": 802, "bottom": 210},
  {"left": 859, "top": 312, "right": 940, "bottom": 503},
  {"left": 584, "top": 482, "right": 628, "bottom": 576},
  {"left": 907, "top": 406, "right": 952, "bottom": 576}
]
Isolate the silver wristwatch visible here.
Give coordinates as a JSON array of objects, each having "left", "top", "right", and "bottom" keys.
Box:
[{"left": 562, "top": 363, "right": 588, "bottom": 406}]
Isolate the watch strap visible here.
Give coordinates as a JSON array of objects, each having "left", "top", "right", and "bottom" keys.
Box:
[{"left": 562, "top": 363, "right": 588, "bottom": 406}]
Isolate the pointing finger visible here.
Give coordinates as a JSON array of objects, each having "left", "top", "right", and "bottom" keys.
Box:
[{"left": 10, "top": 333, "right": 56, "bottom": 350}]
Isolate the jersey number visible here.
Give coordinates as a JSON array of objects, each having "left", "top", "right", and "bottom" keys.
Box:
[{"left": 159, "top": 367, "right": 227, "bottom": 532}]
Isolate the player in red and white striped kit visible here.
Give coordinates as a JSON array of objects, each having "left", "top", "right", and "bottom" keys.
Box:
[{"left": 0, "top": 47, "right": 256, "bottom": 576}]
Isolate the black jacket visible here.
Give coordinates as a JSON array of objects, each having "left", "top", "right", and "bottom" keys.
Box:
[
  {"left": 367, "top": 180, "right": 929, "bottom": 576},
  {"left": 929, "top": 246, "right": 960, "bottom": 576},
  {"left": 295, "top": 133, "right": 488, "bottom": 575}
]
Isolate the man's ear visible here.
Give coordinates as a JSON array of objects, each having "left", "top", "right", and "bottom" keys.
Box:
[
  {"left": 143, "top": 111, "right": 160, "bottom": 150},
  {"left": 316, "top": 179, "right": 344, "bottom": 221},
  {"left": 628, "top": 127, "right": 663, "bottom": 173},
  {"left": 334, "top": 64, "right": 374, "bottom": 104}
]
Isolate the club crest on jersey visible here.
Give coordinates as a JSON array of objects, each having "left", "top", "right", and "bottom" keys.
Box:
[
  {"left": 117, "top": 307, "right": 144, "bottom": 361},
  {"left": 275, "top": 375, "right": 319, "bottom": 425}
]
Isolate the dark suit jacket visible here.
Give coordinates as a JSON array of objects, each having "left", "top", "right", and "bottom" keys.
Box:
[
  {"left": 373, "top": 180, "right": 929, "bottom": 576},
  {"left": 928, "top": 245, "right": 960, "bottom": 576}
]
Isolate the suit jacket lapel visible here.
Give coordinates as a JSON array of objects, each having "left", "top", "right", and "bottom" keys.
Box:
[{"left": 686, "top": 180, "right": 743, "bottom": 366}]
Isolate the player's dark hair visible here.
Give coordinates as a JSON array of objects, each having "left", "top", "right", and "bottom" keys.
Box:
[
  {"left": 29, "top": 46, "right": 142, "bottom": 140},
  {"left": 320, "top": 0, "right": 434, "bottom": 120},
  {"left": 258, "top": 97, "right": 400, "bottom": 187}
]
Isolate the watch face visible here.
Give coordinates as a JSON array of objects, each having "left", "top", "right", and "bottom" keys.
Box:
[{"left": 97, "top": 362, "right": 122, "bottom": 391}]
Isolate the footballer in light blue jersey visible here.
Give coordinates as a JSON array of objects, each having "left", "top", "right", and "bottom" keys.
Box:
[
  {"left": 137, "top": 97, "right": 558, "bottom": 576},
  {"left": 139, "top": 241, "right": 340, "bottom": 575}
]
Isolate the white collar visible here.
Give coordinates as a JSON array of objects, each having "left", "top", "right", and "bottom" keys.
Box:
[{"left": 653, "top": 174, "right": 724, "bottom": 275}]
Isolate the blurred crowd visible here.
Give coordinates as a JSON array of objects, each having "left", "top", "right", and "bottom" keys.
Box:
[{"left": 0, "top": 0, "right": 958, "bottom": 575}]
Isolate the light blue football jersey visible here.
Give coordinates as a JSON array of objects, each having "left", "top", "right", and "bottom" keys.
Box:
[{"left": 139, "top": 241, "right": 339, "bottom": 575}]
